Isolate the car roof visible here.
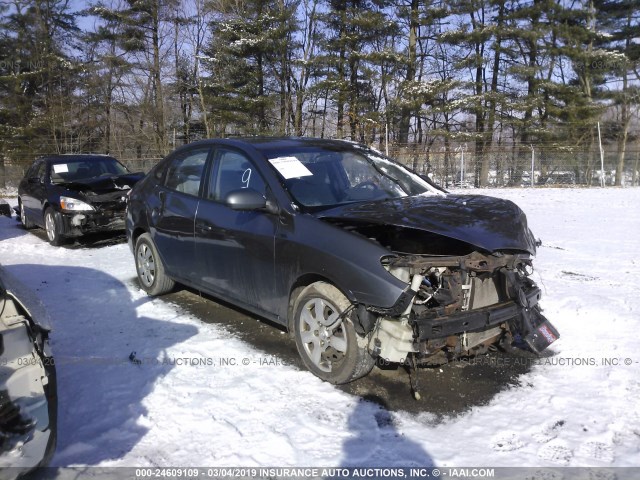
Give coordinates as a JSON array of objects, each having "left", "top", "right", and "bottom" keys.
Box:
[
  {"left": 188, "top": 137, "right": 365, "bottom": 155},
  {"left": 37, "top": 154, "right": 119, "bottom": 163}
]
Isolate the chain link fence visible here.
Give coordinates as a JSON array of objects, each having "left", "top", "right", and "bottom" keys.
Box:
[
  {"left": 2, "top": 135, "right": 639, "bottom": 189},
  {"left": 379, "top": 143, "right": 640, "bottom": 188}
]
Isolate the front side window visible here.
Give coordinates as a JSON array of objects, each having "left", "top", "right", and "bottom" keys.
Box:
[
  {"left": 208, "top": 150, "right": 266, "bottom": 201},
  {"left": 164, "top": 148, "right": 210, "bottom": 196}
]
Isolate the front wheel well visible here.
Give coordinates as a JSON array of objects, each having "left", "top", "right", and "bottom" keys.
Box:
[
  {"left": 290, "top": 281, "right": 375, "bottom": 383},
  {"left": 287, "top": 274, "right": 356, "bottom": 334},
  {"left": 41, "top": 201, "right": 51, "bottom": 217}
]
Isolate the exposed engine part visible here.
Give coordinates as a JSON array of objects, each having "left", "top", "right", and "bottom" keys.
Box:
[
  {"left": 460, "top": 275, "right": 472, "bottom": 311},
  {"left": 385, "top": 264, "right": 411, "bottom": 283},
  {"left": 461, "top": 326, "right": 504, "bottom": 351},
  {"left": 71, "top": 214, "right": 86, "bottom": 227},
  {"left": 371, "top": 250, "right": 558, "bottom": 374},
  {"left": 402, "top": 274, "right": 424, "bottom": 316},
  {"left": 388, "top": 250, "right": 532, "bottom": 275},
  {"left": 368, "top": 317, "right": 417, "bottom": 363}
]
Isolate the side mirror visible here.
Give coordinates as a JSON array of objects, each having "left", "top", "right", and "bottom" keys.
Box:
[
  {"left": 28, "top": 177, "right": 42, "bottom": 184},
  {"left": 225, "top": 188, "right": 267, "bottom": 211}
]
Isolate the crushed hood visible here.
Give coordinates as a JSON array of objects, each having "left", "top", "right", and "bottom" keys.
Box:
[
  {"left": 317, "top": 193, "right": 538, "bottom": 255},
  {"left": 57, "top": 172, "right": 144, "bottom": 196}
]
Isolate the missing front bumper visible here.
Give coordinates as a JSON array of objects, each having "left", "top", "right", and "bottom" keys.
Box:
[
  {"left": 59, "top": 211, "right": 126, "bottom": 237},
  {"left": 366, "top": 252, "right": 560, "bottom": 363}
]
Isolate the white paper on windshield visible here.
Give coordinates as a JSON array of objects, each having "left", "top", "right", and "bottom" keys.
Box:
[
  {"left": 53, "top": 164, "right": 69, "bottom": 173},
  {"left": 269, "top": 156, "right": 313, "bottom": 179}
]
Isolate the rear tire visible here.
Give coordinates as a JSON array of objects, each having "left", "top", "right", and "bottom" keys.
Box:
[
  {"left": 44, "top": 208, "right": 65, "bottom": 246},
  {"left": 292, "top": 282, "right": 375, "bottom": 384},
  {"left": 135, "top": 233, "right": 175, "bottom": 296},
  {"left": 19, "top": 199, "right": 35, "bottom": 230}
]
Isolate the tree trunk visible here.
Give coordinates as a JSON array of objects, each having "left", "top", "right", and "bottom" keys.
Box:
[
  {"left": 471, "top": 7, "right": 486, "bottom": 187},
  {"left": 480, "top": 0, "right": 504, "bottom": 187},
  {"left": 398, "top": 0, "right": 418, "bottom": 144},
  {"left": 614, "top": 42, "right": 631, "bottom": 186},
  {"left": 175, "top": 11, "right": 190, "bottom": 145},
  {"left": 336, "top": 0, "right": 347, "bottom": 138},
  {"left": 349, "top": 55, "right": 358, "bottom": 141},
  {"left": 151, "top": 1, "right": 166, "bottom": 154},
  {"left": 615, "top": 99, "right": 630, "bottom": 186}
]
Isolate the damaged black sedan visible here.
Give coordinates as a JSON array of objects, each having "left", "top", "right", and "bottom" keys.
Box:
[
  {"left": 18, "top": 154, "right": 144, "bottom": 246},
  {"left": 126, "top": 138, "right": 559, "bottom": 385}
]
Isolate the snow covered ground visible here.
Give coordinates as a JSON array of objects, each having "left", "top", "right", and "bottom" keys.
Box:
[{"left": 0, "top": 187, "right": 639, "bottom": 469}]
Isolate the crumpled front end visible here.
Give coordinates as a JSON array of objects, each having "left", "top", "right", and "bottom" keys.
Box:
[
  {"left": 362, "top": 251, "right": 559, "bottom": 365},
  {"left": 58, "top": 190, "right": 129, "bottom": 237}
]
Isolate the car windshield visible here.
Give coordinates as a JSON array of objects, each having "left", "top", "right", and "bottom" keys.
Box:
[
  {"left": 49, "top": 157, "right": 129, "bottom": 184},
  {"left": 265, "top": 146, "right": 441, "bottom": 208}
]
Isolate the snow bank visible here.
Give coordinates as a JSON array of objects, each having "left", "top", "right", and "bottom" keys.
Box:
[{"left": 0, "top": 187, "right": 638, "bottom": 468}]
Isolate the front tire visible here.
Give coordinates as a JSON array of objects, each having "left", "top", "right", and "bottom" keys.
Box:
[
  {"left": 135, "top": 233, "right": 175, "bottom": 296},
  {"left": 292, "top": 282, "right": 375, "bottom": 384},
  {"left": 44, "top": 208, "right": 65, "bottom": 246}
]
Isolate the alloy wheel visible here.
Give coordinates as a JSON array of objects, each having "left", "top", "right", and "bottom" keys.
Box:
[
  {"left": 137, "top": 243, "right": 156, "bottom": 288},
  {"left": 45, "top": 212, "right": 56, "bottom": 242},
  {"left": 298, "top": 297, "right": 347, "bottom": 373}
]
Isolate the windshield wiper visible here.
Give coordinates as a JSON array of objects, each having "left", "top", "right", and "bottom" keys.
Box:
[{"left": 365, "top": 160, "right": 410, "bottom": 195}]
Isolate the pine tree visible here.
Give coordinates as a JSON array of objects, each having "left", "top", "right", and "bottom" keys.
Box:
[
  {"left": 594, "top": 0, "right": 640, "bottom": 185},
  {"left": 120, "top": 0, "right": 176, "bottom": 154},
  {"left": 395, "top": 0, "right": 447, "bottom": 145},
  {"left": 0, "top": 0, "right": 79, "bottom": 166},
  {"left": 316, "top": 0, "right": 398, "bottom": 140},
  {"left": 204, "top": 0, "right": 296, "bottom": 134},
  {"left": 439, "top": 0, "right": 510, "bottom": 186},
  {"left": 82, "top": 0, "right": 134, "bottom": 155},
  {"left": 290, "top": 0, "right": 321, "bottom": 136}
]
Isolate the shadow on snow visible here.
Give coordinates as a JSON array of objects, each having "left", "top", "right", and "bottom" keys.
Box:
[
  {"left": 2, "top": 263, "right": 199, "bottom": 467},
  {"left": 338, "top": 394, "right": 434, "bottom": 469}
]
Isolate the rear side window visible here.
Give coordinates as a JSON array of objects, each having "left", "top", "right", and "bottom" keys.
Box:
[{"left": 164, "top": 148, "right": 210, "bottom": 196}]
